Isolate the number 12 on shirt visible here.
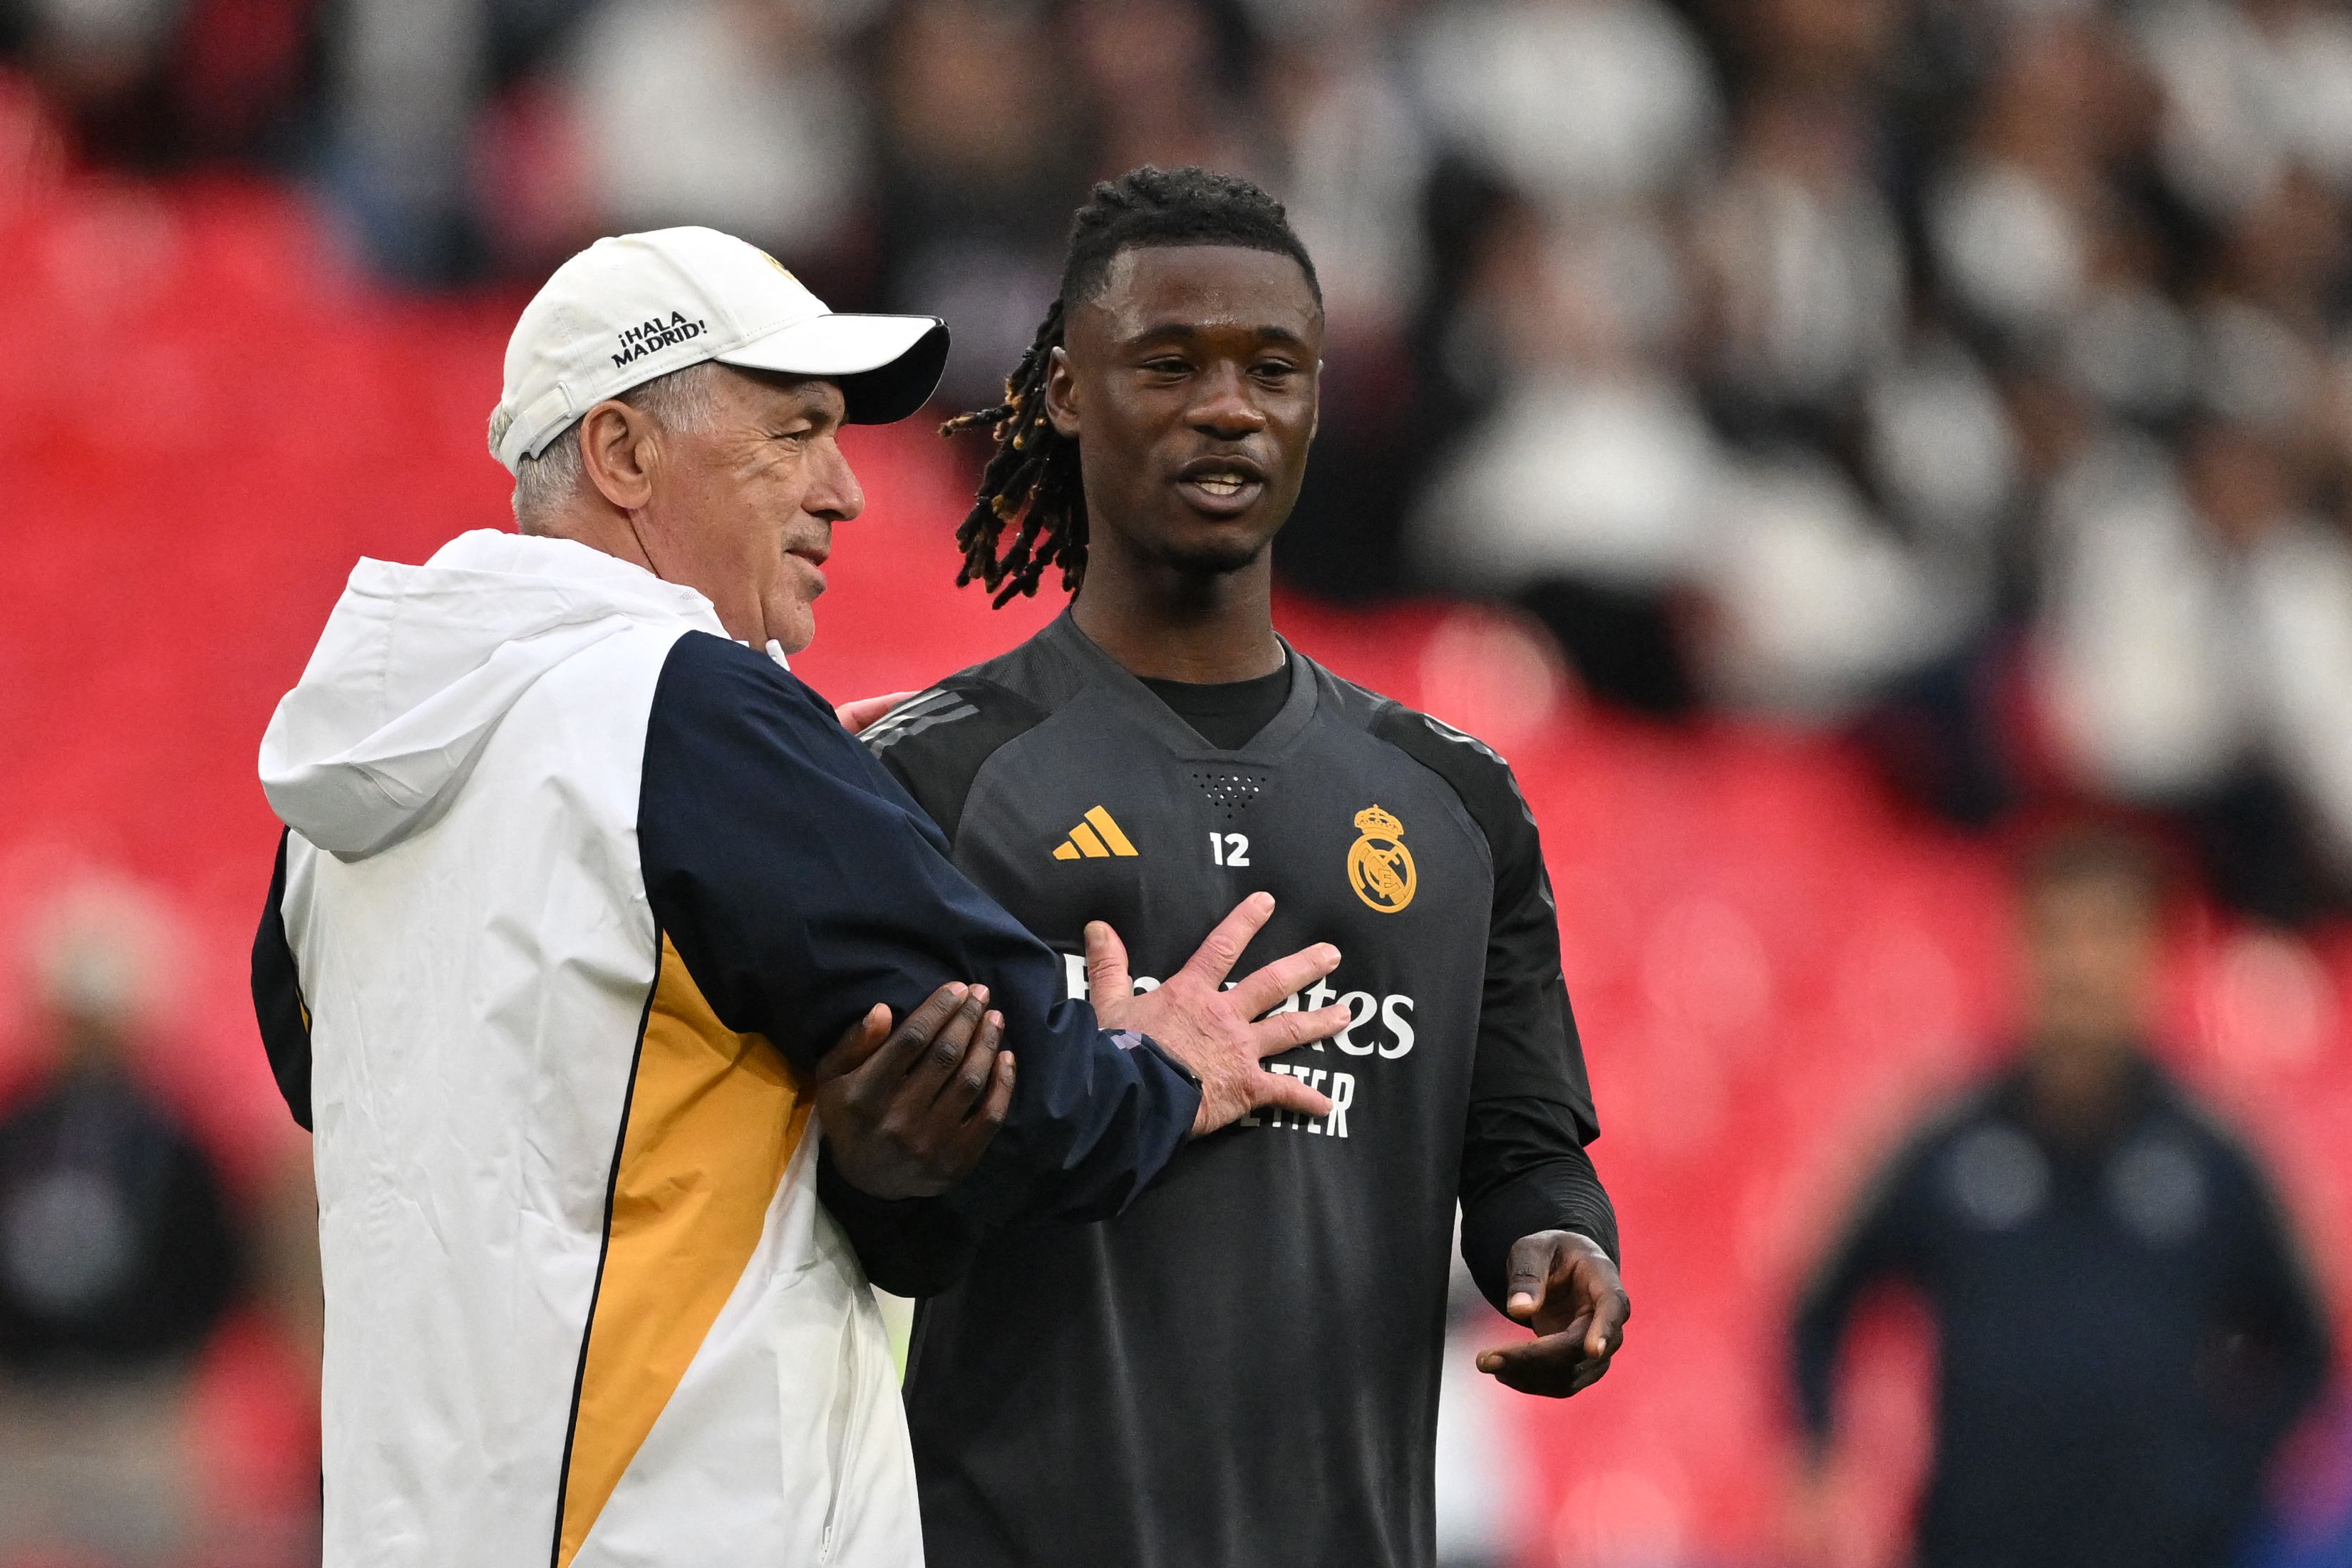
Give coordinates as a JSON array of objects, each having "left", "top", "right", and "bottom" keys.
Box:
[{"left": 1210, "top": 833, "right": 1251, "bottom": 867}]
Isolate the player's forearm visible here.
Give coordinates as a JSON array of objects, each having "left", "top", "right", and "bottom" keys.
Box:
[
  {"left": 942, "top": 999, "right": 1201, "bottom": 1226},
  {"left": 817, "top": 1150, "right": 986, "bottom": 1296},
  {"left": 814, "top": 998, "right": 1201, "bottom": 1275},
  {"left": 1460, "top": 1135, "right": 1619, "bottom": 1316}
]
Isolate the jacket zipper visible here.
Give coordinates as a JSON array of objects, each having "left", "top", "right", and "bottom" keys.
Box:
[{"left": 817, "top": 1301, "right": 871, "bottom": 1563}]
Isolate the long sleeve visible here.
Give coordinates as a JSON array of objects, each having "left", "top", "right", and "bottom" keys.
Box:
[
  {"left": 1371, "top": 706, "right": 1614, "bottom": 1315},
  {"left": 815, "top": 1152, "right": 986, "bottom": 1296},
  {"left": 1459, "top": 1103, "right": 1616, "bottom": 1294},
  {"left": 810, "top": 675, "right": 1064, "bottom": 1295},
  {"left": 1790, "top": 1146, "right": 1925, "bottom": 1450},
  {"left": 1452, "top": 837, "right": 1616, "bottom": 1311},
  {"left": 637, "top": 632, "right": 1200, "bottom": 1227},
  {"left": 2218, "top": 1144, "right": 2333, "bottom": 1460}
]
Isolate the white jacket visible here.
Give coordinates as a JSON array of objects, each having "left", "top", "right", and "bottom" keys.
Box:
[{"left": 254, "top": 530, "right": 1195, "bottom": 1568}]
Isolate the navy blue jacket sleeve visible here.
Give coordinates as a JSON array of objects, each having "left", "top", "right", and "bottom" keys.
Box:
[
  {"left": 636, "top": 631, "right": 1200, "bottom": 1225},
  {"left": 2211, "top": 1138, "right": 2332, "bottom": 1459}
]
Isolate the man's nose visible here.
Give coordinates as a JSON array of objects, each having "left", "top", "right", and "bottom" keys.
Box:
[
  {"left": 1188, "top": 366, "right": 1267, "bottom": 440},
  {"left": 805, "top": 436, "right": 866, "bottom": 522}
]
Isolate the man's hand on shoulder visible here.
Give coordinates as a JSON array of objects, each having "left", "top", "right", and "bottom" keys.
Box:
[
  {"left": 1086, "top": 892, "right": 1352, "bottom": 1136},
  {"left": 815, "top": 982, "right": 1015, "bottom": 1200},
  {"left": 1476, "top": 1229, "right": 1629, "bottom": 1397}
]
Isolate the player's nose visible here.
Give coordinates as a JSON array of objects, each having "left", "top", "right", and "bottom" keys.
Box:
[{"left": 1187, "top": 365, "right": 1267, "bottom": 439}]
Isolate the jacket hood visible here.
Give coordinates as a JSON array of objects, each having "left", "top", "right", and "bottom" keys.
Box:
[{"left": 260, "top": 530, "right": 725, "bottom": 859}]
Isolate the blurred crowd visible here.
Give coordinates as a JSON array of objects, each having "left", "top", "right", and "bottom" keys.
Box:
[{"left": 10, "top": 0, "right": 2352, "bottom": 921}]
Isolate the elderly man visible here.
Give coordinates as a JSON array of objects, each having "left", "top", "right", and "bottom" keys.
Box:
[{"left": 249, "top": 227, "right": 1347, "bottom": 1568}]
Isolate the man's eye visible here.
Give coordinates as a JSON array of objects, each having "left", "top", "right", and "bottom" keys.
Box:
[{"left": 1142, "top": 358, "right": 1191, "bottom": 375}]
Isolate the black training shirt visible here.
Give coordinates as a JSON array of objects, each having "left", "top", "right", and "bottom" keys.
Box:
[
  {"left": 825, "top": 612, "right": 1614, "bottom": 1568},
  {"left": 1138, "top": 658, "right": 1293, "bottom": 751}
]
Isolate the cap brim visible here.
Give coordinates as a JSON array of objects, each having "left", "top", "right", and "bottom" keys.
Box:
[{"left": 717, "top": 311, "right": 950, "bottom": 424}]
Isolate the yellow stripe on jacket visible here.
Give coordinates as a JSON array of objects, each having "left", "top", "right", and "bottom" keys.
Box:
[{"left": 557, "top": 937, "right": 812, "bottom": 1567}]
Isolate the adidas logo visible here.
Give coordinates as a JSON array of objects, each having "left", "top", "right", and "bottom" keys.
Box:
[{"left": 1053, "top": 807, "right": 1139, "bottom": 860}]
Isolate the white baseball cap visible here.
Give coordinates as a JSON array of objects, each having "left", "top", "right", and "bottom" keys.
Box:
[{"left": 488, "top": 226, "right": 950, "bottom": 472}]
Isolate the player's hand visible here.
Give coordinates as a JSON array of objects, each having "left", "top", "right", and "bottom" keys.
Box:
[
  {"left": 815, "top": 982, "right": 1016, "bottom": 1200},
  {"left": 1085, "top": 892, "right": 1351, "bottom": 1137},
  {"left": 1476, "top": 1229, "right": 1629, "bottom": 1396},
  {"left": 835, "top": 691, "right": 917, "bottom": 733}
]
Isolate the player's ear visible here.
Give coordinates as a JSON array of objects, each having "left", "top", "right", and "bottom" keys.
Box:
[
  {"left": 1309, "top": 359, "right": 1324, "bottom": 443},
  {"left": 1044, "top": 346, "right": 1081, "bottom": 440}
]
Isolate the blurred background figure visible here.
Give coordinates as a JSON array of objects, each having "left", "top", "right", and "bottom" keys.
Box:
[
  {"left": 1791, "top": 830, "right": 2331, "bottom": 1568},
  {"left": 0, "top": 880, "right": 242, "bottom": 1567}
]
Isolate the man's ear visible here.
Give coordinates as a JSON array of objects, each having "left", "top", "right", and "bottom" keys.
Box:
[
  {"left": 578, "top": 399, "right": 659, "bottom": 511},
  {"left": 1043, "top": 346, "right": 1081, "bottom": 440}
]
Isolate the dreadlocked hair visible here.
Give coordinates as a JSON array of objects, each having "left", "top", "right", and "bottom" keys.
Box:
[{"left": 942, "top": 165, "right": 1322, "bottom": 607}]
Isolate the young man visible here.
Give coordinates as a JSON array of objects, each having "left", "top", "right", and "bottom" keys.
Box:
[{"left": 833, "top": 168, "right": 1629, "bottom": 1568}]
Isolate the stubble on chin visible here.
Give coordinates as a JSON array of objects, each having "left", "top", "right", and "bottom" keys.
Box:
[{"left": 762, "top": 592, "right": 818, "bottom": 656}]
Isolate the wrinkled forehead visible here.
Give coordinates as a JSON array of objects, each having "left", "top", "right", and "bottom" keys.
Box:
[
  {"left": 1073, "top": 244, "right": 1324, "bottom": 347},
  {"left": 711, "top": 363, "right": 848, "bottom": 425}
]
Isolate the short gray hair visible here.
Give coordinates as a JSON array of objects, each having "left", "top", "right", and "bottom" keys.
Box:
[{"left": 512, "top": 362, "right": 725, "bottom": 532}]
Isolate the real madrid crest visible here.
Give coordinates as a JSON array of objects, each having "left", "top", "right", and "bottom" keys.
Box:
[{"left": 1346, "top": 805, "right": 1416, "bottom": 914}]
